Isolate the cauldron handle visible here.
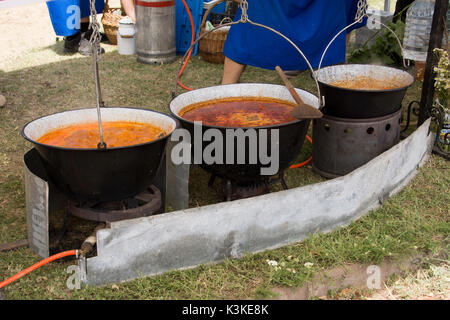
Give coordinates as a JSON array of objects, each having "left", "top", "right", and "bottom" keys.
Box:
[
  {"left": 317, "top": 1, "right": 407, "bottom": 71},
  {"left": 172, "top": 0, "right": 324, "bottom": 108}
]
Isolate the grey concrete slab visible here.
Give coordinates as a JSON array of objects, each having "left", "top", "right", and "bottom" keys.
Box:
[
  {"left": 84, "top": 119, "right": 434, "bottom": 286},
  {"left": 165, "top": 139, "right": 190, "bottom": 211}
]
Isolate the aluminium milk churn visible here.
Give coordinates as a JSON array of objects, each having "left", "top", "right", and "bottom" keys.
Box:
[
  {"left": 135, "top": 0, "right": 176, "bottom": 64},
  {"left": 117, "top": 17, "right": 136, "bottom": 55}
]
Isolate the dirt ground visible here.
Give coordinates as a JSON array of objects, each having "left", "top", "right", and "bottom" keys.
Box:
[
  {"left": 273, "top": 254, "right": 449, "bottom": 300},
  {"left": 0, "top": 2, "right": 55, "bottom": 67},
  {"left": 0, "top": 0, "right": 121, "bottom": 72}
]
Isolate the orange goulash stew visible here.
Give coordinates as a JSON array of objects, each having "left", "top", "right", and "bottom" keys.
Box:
[
  {"left": 37, "top": 121, "right": 166, "bottom": 148},
  {"left": 179, "top": 97, "right": 298, "bottom": 127},
  {"left": 329, "top": 76, "right": 404, "bottom": 91}
]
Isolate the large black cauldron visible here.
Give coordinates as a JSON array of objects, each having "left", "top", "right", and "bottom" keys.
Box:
[
  {"left": 315, "top": 64, "right": 414, "bottom": 118},
  {"left": 22, "top": 107, "right": 176, "bottom": 203},
  {"left": 169, "top": 84, "right": 320, "bottom": 183}
]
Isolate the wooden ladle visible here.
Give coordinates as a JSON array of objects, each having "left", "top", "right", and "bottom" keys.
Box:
[{"left": 275, "top": 66, "right": 323, "bottom": 119}]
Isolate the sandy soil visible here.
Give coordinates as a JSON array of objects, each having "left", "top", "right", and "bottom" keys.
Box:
[
  {"left": 0, "top": 2, "right": 55, "bottom": 63},
  {"left": 0, "top": 0, "right": 121, "bottom": 71}
]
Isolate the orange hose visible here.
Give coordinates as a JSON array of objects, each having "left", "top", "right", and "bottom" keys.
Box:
[
  {"left": 177, "top": 0, "right": 195, "bottom": 91},
  {"left": 289, "top": 135, "right": 312, "bottom": 169},
  {"left": 0, "top": 249, "right": 77, "bottom": 289}
]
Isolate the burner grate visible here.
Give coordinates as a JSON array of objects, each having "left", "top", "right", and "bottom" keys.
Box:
[
  {"left": 209, "top": 171, "right": 288, "bottom": 201},
  {"left": 68, "top": 185, "right": 162, "bottom": 223}
]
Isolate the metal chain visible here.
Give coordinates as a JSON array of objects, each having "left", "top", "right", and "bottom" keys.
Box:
[
  {"left": 89, "top": 0, "right": 106, "bottom": 149},
  {"left": 355, "top": 0, "right": 369, "bottom": 23},
  {"left": 239, "top": 0, "right": 249, "bottom": 23},
  {"left": 89, "top": 0, "right": 102, "bottom": 58}
]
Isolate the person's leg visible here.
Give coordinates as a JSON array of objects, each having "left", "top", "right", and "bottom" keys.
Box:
[
  {"left": 78, "top": 6, "right": 106, "bottom": 55},
  {"left": 76, "top": 0, "right": 105, "bottom": 55},
  {"left": 221, "top": 57, "right": 246, "bottom": 84},
  {"left": 81, "top": 17, "right": 90, "bottom": 28},
  {"left": 63, "top": 15, "right": 90, "bottom": 53}
]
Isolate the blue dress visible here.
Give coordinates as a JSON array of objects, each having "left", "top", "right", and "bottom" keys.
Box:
[
  {"left": 79, "top": 0, "right": 104, "bottom": 18},
  {"left": 47, "top": 0, "right": 105, "bottom": 36},
  {"left": 223, "top": 0, "right": 366, "bottom": 71}
]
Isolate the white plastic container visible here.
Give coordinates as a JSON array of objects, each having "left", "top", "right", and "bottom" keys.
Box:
[
  {"left": 403, "top": 0, "right": 435, "bottom": 62},
  {"left": 117, "top": 17, "right": 136, "bottom": 55}
]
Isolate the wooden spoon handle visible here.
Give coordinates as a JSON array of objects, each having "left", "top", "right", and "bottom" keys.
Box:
[{"left": 275, "top": 66, "right": 305, "bottom": 106}]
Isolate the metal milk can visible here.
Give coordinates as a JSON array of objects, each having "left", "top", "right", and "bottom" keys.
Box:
[
  {"left": 135, "top": 0, "right": 176, "bottom": 64},
  {"left": 117, "top": 17, "right": 137, "bottom": 55}
]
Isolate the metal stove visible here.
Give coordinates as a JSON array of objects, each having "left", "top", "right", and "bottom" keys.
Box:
[
  {"left": 312, "top": 108, "right": 402, "bottom": 178},
  {"left": 24, "top": 148, "right": 166, "bottom": 258}
]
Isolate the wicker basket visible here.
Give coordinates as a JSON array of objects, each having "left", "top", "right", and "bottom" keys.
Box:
[
  {"left": 101, "top": 0, "right": 125, "bottom": 45},
  {"left": 199, "top": 0, "right": 240, "bottom": 64}
]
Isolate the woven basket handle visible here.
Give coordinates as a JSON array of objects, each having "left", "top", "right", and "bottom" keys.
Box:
[{"left": 201, "top": 0, "right": 241, "bottom": 29}]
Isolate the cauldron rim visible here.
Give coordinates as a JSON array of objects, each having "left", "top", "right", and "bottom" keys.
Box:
[
  {"left": 315, "top": 63, "right": 415, "bottom": 94},
  {"left": 169, "top": 83, "right": 320, "bottom": 130},
  {"left": 21, "top": 107, "right": 177, "bottom": 152}
]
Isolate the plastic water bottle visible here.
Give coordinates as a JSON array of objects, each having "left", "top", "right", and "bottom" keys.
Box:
[
  {"left": 403, "top": 0, "right": 436, "bottom": 62},
  {"left": 403, "top": 0, "right": 450, "bottom": 61}
]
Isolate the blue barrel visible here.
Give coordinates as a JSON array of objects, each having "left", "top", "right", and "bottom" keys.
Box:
[
  {"left": 46, "top": 0, "right": 105, "bottom": 36},
  {"left": 175, "top": 0, "right": 204, "bottom": 56}
]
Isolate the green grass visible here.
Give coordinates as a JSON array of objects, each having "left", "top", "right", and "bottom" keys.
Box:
[
  {"left": 0, "top": 155, "right": 448, "bottom": 299},
  {"left": 0, "top": 39, "right": 448, "bottom": 299}
]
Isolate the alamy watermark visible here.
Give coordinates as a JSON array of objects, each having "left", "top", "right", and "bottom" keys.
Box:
[
  {"left": 170, "top": 122, "right": 280, "bottom": 176},
  {"left": 66, "top": 5, "right": 81, "bottom": 31},
  {"left": 66, "top": 265, "right": 81, "bottom": 290}
]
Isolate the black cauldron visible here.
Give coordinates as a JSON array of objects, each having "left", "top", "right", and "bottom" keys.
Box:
[
  {"left": 169, "top": 83, "right": 320, "bottom": 183},
  {"left": 22, "top": 107, "right": 177, "bottom": 203},
  {"left": 315, "top": 64, "right": 414, "bottom": 118}
]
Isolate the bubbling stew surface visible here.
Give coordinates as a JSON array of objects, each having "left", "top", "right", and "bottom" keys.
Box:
[
  {"left": 179, "top": 97, "right": 298, "bottom": 127},
  {"left": 37, "top": 121, "right": 166, "bottom": 148},
  {"left": 329, "top": 76, "right": 405, "bottom": 90}
]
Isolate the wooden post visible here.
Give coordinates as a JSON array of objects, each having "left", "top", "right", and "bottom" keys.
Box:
[{"left": 418, "top": 0, "right": 449, "bottom": 126}]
